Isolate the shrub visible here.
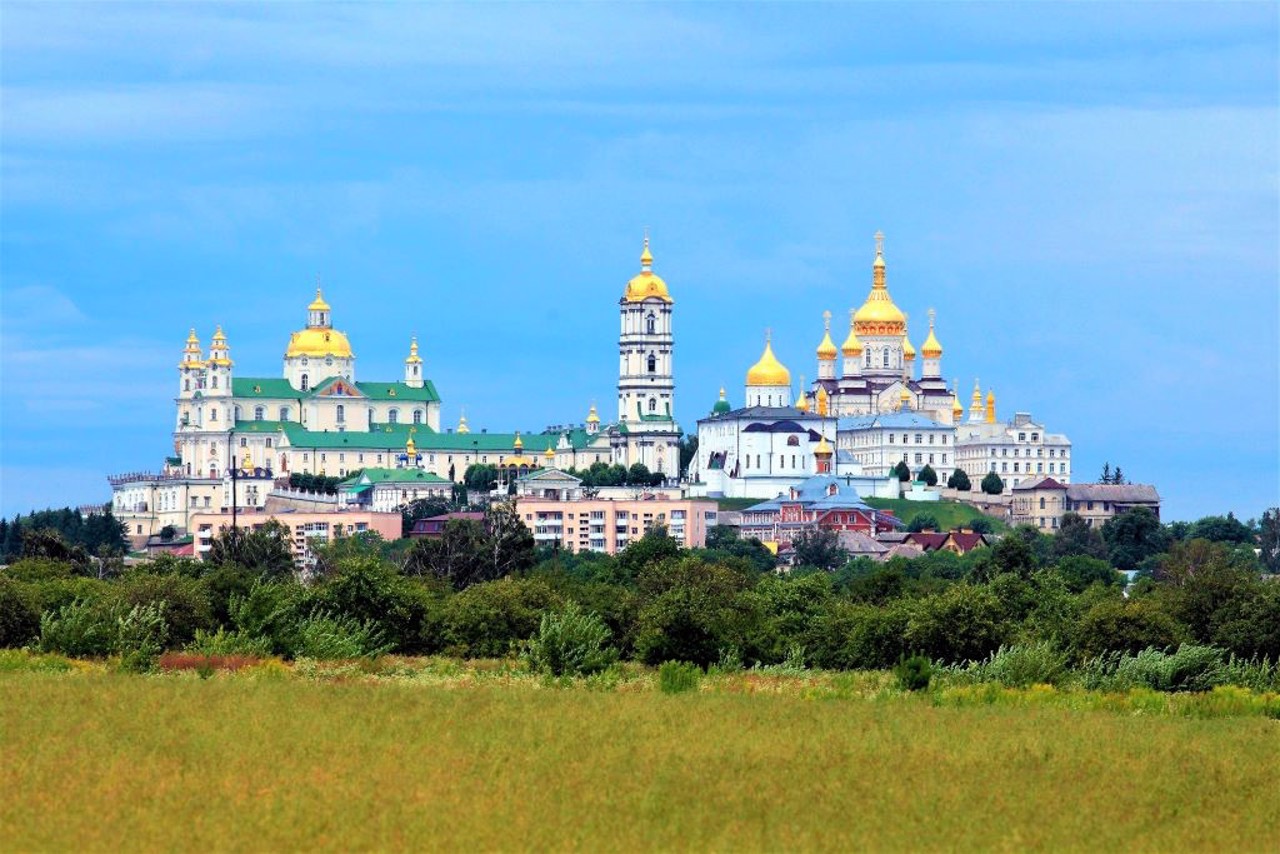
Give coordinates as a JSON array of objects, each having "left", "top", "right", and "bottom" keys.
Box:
[
  {"left": 894, "top": 654, "right": 933, "bottom": 692},
  {"left": 956, "top": 642, "right": 1070, "bottom": 688},
  {"left": 658, "top": 660, "right": 702, "bottom": 694},
  {"left": 114, "top": 603, "right": 170, "bottom": 672},
  {"left": 289, "top": 611, "right": 390, "bottom": 660},
  {"left": 186, "top": 626, "right": 273, "bottom": 658},
  {"left": 228, "top": 581, "right": 301, "bottom": 654},
  {"left": 905, "top": 584, "right": 1009, "bottom": 664},
  {"left": 0, "top": 577, "right": 40, "bottom": 648},
  {"left": 115, "top": 572, "right": 213, "bottom": 646},
  {"left": 1081, "top": 644, "right": 1229, "bottom": 693},
  {"left": 523, "top": 602, "right": 617, "bottom": 677},
  {"left": 436, "top": 577, "right": 559, "bottom": 658},
  {"left": 1073, "top": 598, "right": 1185, "bottom": 659},
  {"left": 38, "top": 600, "right": 118, "bottom": 658},
  {"left": 1221, "top": 655, "right": 1280, "bottom": 693}
]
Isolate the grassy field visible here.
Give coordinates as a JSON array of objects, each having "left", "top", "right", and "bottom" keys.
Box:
[
  {"left": 864, "top": 496, "right": 1006, "bottom": 532},
  {"left": 3, "top": 670, "right": 1277, "bottom": 851}
]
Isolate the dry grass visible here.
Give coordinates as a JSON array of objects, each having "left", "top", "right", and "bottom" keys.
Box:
[{"left": 2, "top": 671, "right": 1277, "bottom": 852}]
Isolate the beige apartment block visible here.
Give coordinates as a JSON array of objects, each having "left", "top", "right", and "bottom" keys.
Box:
[
  {"left": 516, "top": 496, "right": 717, "bottom": 554},
  {"left": 189, "top": 508, "right": 402, "bottom": 565}
]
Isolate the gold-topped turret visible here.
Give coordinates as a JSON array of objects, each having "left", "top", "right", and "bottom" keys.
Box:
[
  {"left": 457, "top": 409, "right": 470, "bottom": 434},
  {"left": 746, "top": 330, "right": 792, "bottom": 387},
  {"left": 841, "top": 308, "right": 864, "bottom": 355},
  {"left": 853, "top": 231, "right": 907, "bottom": 335},
  {"left": 207, "top": 326, "right": 233, "bottom": 367},
  {"left": 902, "top": 312, "right": 916, "bottom": 362},
  {"left": 986, "top": 389, "right": 996, "bottom": 424},
  {"left": 952, "top": 381, "right": 964, "bottom": 420},
  {"left": 816, "top": 385, "right": 829, "bottom": 417},
  {"left": 544, "top": 445, "right": 555, "bottom": 461},
  {"left": 513, "top": 432, "right": 523, "bottom": 451},
  {"left": 308, "top": 287, "right": 331, "bottom": 313},
  {"left": 921, "top": 308, "right": 943, "bottom": 358},
  {"left": 623, "top": 233, "right": 673, "bottom": 303},
  {"left": 816, "top": 311, "right": 838, "bottom": 361},
  {"left": 405, "top": 337, "right": 422, "bottom": 364},
  {"left": 796, "top": 375, "right": 810, "bottom": 412},
  {"left": 586, "top": 403, "right": 600, "bottom": 424},
  {"left": 180, "top": 328, "right": 203, "bottom": 368},
  {"left": 288, "top": 288, "right": 353, "bottom": 358}
]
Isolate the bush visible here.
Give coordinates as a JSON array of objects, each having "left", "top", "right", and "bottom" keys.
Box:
[
  {"left": 114, "top": 603, "right": 170, "bottom": 672},
  {"left": 954, "top": 642, "right": 1070, "bottom": 688},
  {"left": 186, "top": 626, "right": 273, "bottom": 658},
  {"left": 1080, "top": 644, "right": 1229, "bottom": 693},
  {"left": 905, "top": 584, "right": 1009, "bottom": 664},
  {"left": 523, "top": 602, "right": 617, "bottom": 677},
  {"left": 0, "top": 577, "right": 40, "bottom": 648},
  {"left": 1073, "top": 598, "right": 1185, "bottom": 659},
  {"left": 435, "top": 577, "right": 559, "bottom": 658},
  {"left": 658, "top": 660, "right": 702, "bottom": 694},
  {"left": 289, "top": 611, "right": 391, "bottom": 660},
  {"left": 115, "top": 572, "right": 213, "bottom": 646},
  {"left": 894, "top": 654, "right": 933, "bottom": 691},
  {"left": 38, "top": 600, "right": 117, "bottom": 658}
]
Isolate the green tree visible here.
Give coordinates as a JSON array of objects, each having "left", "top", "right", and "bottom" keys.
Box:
[
  {"left": 1156, "top": 538, "right": 1262, "bottom": 643},
  {"left": 1052, "top": 511, "right": 1107, "bottom": 560},
  {"left": 20, "top": 528, "right": 90, "bottom": 572},
  {"left": 1073, "top": 598, "right": 1185, "bottom": 658},
  {"left": 633, "top": 556, "right": 760, "bottom": 667},
  {"left": 617, "top": 525, "right": 682, "bottom": 579},
  {"left": 906, "top": 514, "right": 940, "bottom": 533},
  {"left": 463, "top": 464, "right": 499, "bottom": 492},
  {"left": 892, "top": 461, "right": 912, "bottom": 482},
  {"left": 402, "top": 519, "right": 490, "bottom": 589},
  {"left": 972, "top": 531, "right": 1037, "bottom": 581},
  {"left": 1054, "top": 555, "right": 1123, "bottom": 593},
  {"left": 947, "top": 468, "right": 972, "bottom": 491},
  {"left": 1188, "top": 513, "right": 1254, "bottom": 544},
  {"left": 1101, "top": 507, "right": 1169, "bottom": 572},
  {"left": 980, "top": 471, "right": 1004, "bottom": 495},
  {"left": 485, "top": 500, "right": 535, "bottom": 578},
  {"left": 205, "top": 520, "right": 295, "bottom": 581},
  {"left": 402, "top": 497, "right": 451, "bottom": 538},
  {"left": 1260, "top": 507, "right": 1280, "bottom": 573},
  {"left": 905, "top": 584, "right": 1009, "bottom": 664},
  {"left": 678, "top": 435, "right": 699, "bottom": 479},
  {"left": 791, "top": 528, "right": 846, "bottom": 570},
  {"left": 626, "top": 462, "right": 652, "bottom": 486},
  {"left": 917, "top": 464, "right": 938, "bottom": 487}
]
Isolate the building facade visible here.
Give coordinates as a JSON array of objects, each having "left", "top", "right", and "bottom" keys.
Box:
[
  {"left": 739, "top": 475, "right": 898, "bottom": 555},
  {"left": 1011, "top": 477, "right": 1160, "bottom": 529},
  {"left": 189, "top": 508, "right": 402, "bottom": 565},
  {"left": 837, "top": 410, "right": 956, "bottom": 479},
  {"left": 954, "top": 406, "right": 1072, "bottom": 492}
]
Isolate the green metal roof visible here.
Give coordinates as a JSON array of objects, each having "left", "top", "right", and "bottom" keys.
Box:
[
  {"left": 343, "top": 467, "right": 451, "bottom": 486},
  {"left": 230, "top": 375, "right": 440, "bottom": 403},
  {"left": 233, "top": 377, "right": 299, "bottom": 399},
  {"left": 355, "top": 380, "right": 440, "bottom": 403}
]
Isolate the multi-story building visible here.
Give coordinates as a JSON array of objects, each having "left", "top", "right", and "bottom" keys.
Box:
[
  {"left": 341, "top": 468, "right": 452, "bottom": 513},
  {"left": 189, "top": 508, "right": 402, "bottom": 565},
  {"left": 739, "top": 475, "right": 898, "bottom": 553},
  {"left": 512, "top": 467, "right": 715, "bottom": 553},
  {"left": 954, "top": 405, "right": 1072, "bottom": 492},
  {"left": 1011, "top": 477, "right": 1160, "bottom": 529},
  {"left": 837, "top": 410, "right": 956, "bottom": 479}
]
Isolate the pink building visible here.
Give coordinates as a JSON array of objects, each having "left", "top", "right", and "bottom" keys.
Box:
[
  {"left": 190, "top": 508, "right": 402, "bottom": 564},
  {"left": 516, "top": 495, "right": 717, "bottom": 553}
]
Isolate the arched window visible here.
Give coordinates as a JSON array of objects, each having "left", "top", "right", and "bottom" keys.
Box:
[
  {"left": 254, "top": 406, "right": 264, "bottom": 421},
  {"left": 389, "top": 409, "right": 399, "bottom": 424},
  {"left": 1039, "top": 496, "right": 1046, "bottom": 509},
  {"left": 368, "top": 408, "right": 375, "bottom": 428},
  {"left": 646, "top": 313, "right": 656, "bottom": 334},
  {"left": 336, "top": 404, "right": 345, "bottom": 424},
  {"left": 413, "top": 410, "right": 422, "bottom": 424},
  {"left": 184, "top": 379, "right": 190, "bottom": 391},
  {"left": 211, "top": 376, "right": 218, "bottom": 389},
  {"left": 883, "top": 351, "right": 889, "bottom": 367},
  {"left": 648, "top": 398, "right": 657, "bottom": 413},
  {"left": 648, "top": 354, "right": 656, "bottom": 373},
  {"left": 301, "top": 374, "right": 309, "bottom": 391},
  {"left": 210, "top": 409, "right": 218, "bottom": 421},
  {"left": 864, "top": 352, "right": 870, "bottom": 367}
]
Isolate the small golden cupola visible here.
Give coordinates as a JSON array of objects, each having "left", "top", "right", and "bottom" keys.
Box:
[
  {"left": 816, "top": 311, "right": 838, "bottom": 361},
  {"left": 405, "top": 435, "right": 418, "bottom": 458},
  {"left": 544, "top": 445, "right": 555, "bottom": 462},
  {"left": 816, "top": 385, "right": 830, "bottom": 416},
  {"left": 853, "top": 231, "right": 907, "bottom": 335},
  {"left": 952, "top": 390, "right": 964, "bottom": 420},
  {"left": 513, "top": 432, "right": 524, "bottom": 451},
  {"left": 180, "top": 328, "right": 203, "bottom": 368},
  {"left": 902, "top": 313, "right": 916, "bottom": 362},
  {"left": 986, "top": 389, "right": 997, "bottom": 424},
  {"left": 796, "top": 375, "right": 810, "bottom": 412},
  {"left": 207, "top": 326, "right": 233, "bottom": 366},
  {"left": 623, "top": 235, "right": 673, "bottom": 303},
  {"left": 841, "top": 308, "right": 863, "bottom": 355},
  {"left": 457, "top": 409, "right": 471, "bottom": 434},
  {"left": 921, "top": 309, "right": 943, "bottom": 358},
  {"left": 899, "top": 385, "right": 912, "bottom": 409},
  {"left": 586, "top": 403, "right": 600, "bottom": 424},
  {"left": 405, "top": 337, "right": 422, "bottom": 365},
  {"left": 746, "top": 331, "right": 792, "bottom": 387}
]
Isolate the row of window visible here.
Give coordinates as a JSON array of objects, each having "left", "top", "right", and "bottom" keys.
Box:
[
  {"left": 988, "top": 461, "right": 1066, "bottom": 474},
  {"left": 886, "top": 433, "right": 948, "bottom": 445}
]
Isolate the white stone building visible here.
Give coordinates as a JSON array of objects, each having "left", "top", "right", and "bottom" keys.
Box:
[
  {"left": 954, "top": 404, "right": 1072, "bottom": 492},
  {"left": 837, "top": 410, "right": 957, "bottom": 480}
]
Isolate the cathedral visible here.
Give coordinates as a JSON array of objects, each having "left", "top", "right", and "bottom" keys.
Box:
[
  {"left": 806, "top": 232, "right": 961, "bottom": 422},
  {"left": 111, "top": 239, "right": 682, "bottom": 543}
]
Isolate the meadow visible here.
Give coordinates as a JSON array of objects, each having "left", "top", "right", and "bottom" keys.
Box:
[{"left": 3, "top": 663, "right": 1277, "bottom": 852}]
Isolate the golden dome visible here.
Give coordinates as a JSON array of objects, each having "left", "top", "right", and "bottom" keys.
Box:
[
  {"left": 952, "top": 394, "right": 964, "bottom": 418},
  {"left": 902, "top": 331, "right": 916, "bottom": 361},
  {"left": 285, "top": 327, "right": 354, "bottom": 359},
  {"left": 921, "top": 309, "right": 943, "bottom": 358},
  {"left": 816, "top": 385, "right": 829, "bottom": 416},
  {"left": 544, "top": 446, "right": 555, "bottom": 460},
  {"left": 406, "top": 436, "right": 417, "bottom": 456},
  {"left": 853, "top": 231, "right": 906, "bottom": 335},
  {"left": 746, "top": 334, "right": 791, "bottom": 387},
  {"left": 586, "top": 403, "right": 600, "bottom": 424},
  {"left": 207, "top": 326, "right": 233, "bottom": 367},
  {"left": 814, "top": 434, "right": 833, "bottom": 456},
  {"left": 623, "top": 236, "right": 673, "bottom": 303},
  {"left": 971, "top": 378, "right": 983, "bottom": 406},
  {"left": 900, "top": 385, "right": 911, "bottom": 402},
  {"left": 308, "top": 288, "right": 331, "bottom": 312},
  {"left": 796, "top": 377, "right": 810, "bottom": 412},
  {"left": 185, "top": 328, "right": 199, "bottom": 345},
  {"left": 405, "top": 337, "right": 422, "bottom": 364},
  {"left": 457, "top": 411, "right": 470, "bottom": 434},
  {"left": 513, "top": 432, "right": 524, "bottom": 450},
  {"left": 816, "top": 311, "right": 838, "bottom": 360}
]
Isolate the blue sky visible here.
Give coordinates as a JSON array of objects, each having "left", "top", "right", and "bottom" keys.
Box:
[{"left": 1, "top": 2, "right": 1276, "bottom": 522}]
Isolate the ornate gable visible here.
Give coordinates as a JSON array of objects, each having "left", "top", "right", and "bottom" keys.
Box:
[{"left": 313, "top": 378, "right": 365, "bottom": 398}]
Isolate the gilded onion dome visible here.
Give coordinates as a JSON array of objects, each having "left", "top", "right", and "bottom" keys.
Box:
[
  {"left": 814, "top": 434, "right": 833, "bottom": 456},
  {"left": 952, "top": 389, "right": 964, "bottom": 420},
  {"left": 921, "top": 309, "right": 943, "bottom": 358},
  {"left": 623, "top": 235, "right": 673, "bottom": 303},
  {"left": 853, "top": 231, "right": 907, "bottom": 335},
  {"left": 457, "top": 411, "right": 471, "bottom": 434},
  {"left": 902, "top": 320, "right": 916, "bottom": 362},
  {"left": 746, "top": 333, "right": 791, "bottom": 387},
  {"left": 841, "top": 308, "right": 863, "bottom": 355},
  {"left": 207, "top": 326, "right": 233, "bottom": 367},
  {"left": 405, "top": 436, "right": 417, "bottom": 457},
  {"left": 796, "top": 376, "right": 810, "bottom": 412},
  {"left": 513, "top": 432, "right": 524, "bottom": 451},
  {"left": 180, "top": 328, "right": 203, "bottom": 368},
  {"left": 816, "top": 385, "right": 829, "bottom": 416},
  {"left": 308, "top": 288, "right": 331, "bottom": 312},
  {"left": 405, "top": 337, "right": 422, "bottom": 364},
  {"left": 816, "top": 311, "right": 838, "bottom": 361},
  {"left": 586, "top": 403, "right": 600, "bottom": 424},
  {"left": 286, "top": 289, "right": 353, "bottom": 359},
  {"left": 544, "top": 445, "right": 555, "bottom": 461}
]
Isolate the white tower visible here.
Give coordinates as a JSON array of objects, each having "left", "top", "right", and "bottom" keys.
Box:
[
  {"left": 205, "top": 326, "right": 234, "bottom": 429},
  {"left": 616, "top": 234, "right": 680, "bottom": 479},
  {"left": 404, "top": 336, "right": 424, "bottom": 388},
  {"left": 815, "top": 310, "right": 837, "bottom": 381},
  {"left": 744, "top": 331, "right": 792, "bottom": 408},
  {"left": 921, "top": 308, "right": 943, "bottom": 379},
  {"left": 841, "top": 308, "right": 863, "bottom": 378}
]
